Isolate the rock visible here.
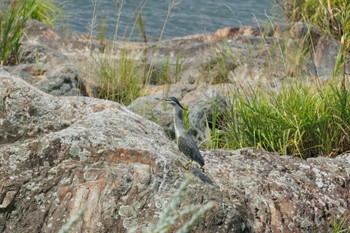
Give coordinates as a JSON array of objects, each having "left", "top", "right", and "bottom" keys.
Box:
[
  {"left": 0, "top": 75, "right": 234, "bottom": 232},
  {"left": 1, "top": 75, "right": 348, "bottom": 232},
  {"left": 181, "top": 86, "right": 231, "bottom": 142},
  {"left": 204, "top": 148, "right": 350, "bottom": 232},
  {"left": 20, "top": 44, "right": 68, "bottom": 68},
  {"left": 130, "top": 84, "right": 232, "bottom": 143},
  {"left": 2, "top": 63, "right": 42, "bottom": 84},
  {"left": 10, "top": 20, "right": 341, "bottom": 101},
  {"left": 36, "top": 65, "right": 87, "bottom": 96},
  {"left": 314, "top": 36, "right": 340, "bottom": 79},
  {"left": 128, "top": 84, "right": 198, "bottom": 136}
]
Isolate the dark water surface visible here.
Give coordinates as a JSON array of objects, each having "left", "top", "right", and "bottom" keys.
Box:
[{"left": 64, "top": 0, "right": 282, "bottom": 40}]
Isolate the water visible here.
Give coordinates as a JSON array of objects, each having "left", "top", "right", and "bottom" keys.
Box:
[{"left": 64, "top": 0, "right": 281, "bottom": 41}]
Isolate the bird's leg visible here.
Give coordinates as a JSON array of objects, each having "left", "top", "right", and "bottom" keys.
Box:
[
  {"left": 185, "top": 160, "right": 193, "bottom": 170},
  {"left": 179, "top": 160, "right": 190, "bottom": 171}
]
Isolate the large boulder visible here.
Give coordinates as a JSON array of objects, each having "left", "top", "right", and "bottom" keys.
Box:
[
  {"left": 0, "top": 75, "right": 235, "bottom": 232},
  {"left": 0, "top": 75, "right": 349, "bottom": 232},
  {"left": 205, "top": 149, "right": 350, "bottom": 232}
]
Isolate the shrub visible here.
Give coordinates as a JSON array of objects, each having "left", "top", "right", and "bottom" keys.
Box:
[
  {"left": 275, "top": 0, "right": 350, "bottom": 75},
  {"left": 31, "top": 0, "right": 63, "bottom": 28},
  {"left": 0, "top": 0, "right": 36, "bottom": 64},
  {"left": 216, "top": 79, "right": 350, "bottom": 158},
  {"left": 0, "top": 0, "right": 63, "bottom": 65},
  {"left": 97, "top": 49, "right": 150, "bottom": 105}
]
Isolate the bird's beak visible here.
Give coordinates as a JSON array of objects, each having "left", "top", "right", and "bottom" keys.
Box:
[{"left": 154, "top": 97, "right": 169, "bottom": 102}]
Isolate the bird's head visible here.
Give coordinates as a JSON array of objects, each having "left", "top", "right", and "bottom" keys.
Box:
[{"left": 165, "top": 96, "right": 185, "bottom": 109}]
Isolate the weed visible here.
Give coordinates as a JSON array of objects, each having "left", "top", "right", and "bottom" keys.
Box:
[
  {"left": 151, "top": 59, "right": 171, "bottom": 85},
  {"left": 0, "top": 0, "right": 63, "bottom": 65},
  {"left": 138, "top": 176, "right": 215, "bottom": 233},
  {"left": 276, "top": 0, "right": 350, "bottom": 76},
  {"left": 0, "top": 0, "right": 36, "bottom": 64},
  {"left": 58, "top": 208, "right": 85, "bottom": 233},
  {"left": 331, "top": 214, "right": 350, "bottom": 233},
  {"left": 159, "top": 0, "right": 183, "bottom": 40},
  {"left": 175, "top": 54, "right": 185, "bottom": 82},
  {"left": 220, "top": 78, "right": 350, "bottom": 158},
  {"left": 97, "top": 49, "right": 147, "bottom": 105},
  {"left": 205, "top": 101, "right": 226, "bottom": 149},
  {"left": 137, "top": 10, "right": 147, "bottom": 43},
  {"left": 31, "top": 0, "right": 64, "bottom": 28}
]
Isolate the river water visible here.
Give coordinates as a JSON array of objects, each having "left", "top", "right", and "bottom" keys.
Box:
[{"left": 64, "top": 0, "right": 282, "bottom": 40}]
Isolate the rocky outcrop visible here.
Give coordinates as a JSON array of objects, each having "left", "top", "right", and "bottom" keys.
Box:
[
  {"left": 1, "top": 20, "right": 346, "bottom": 145},
  {"left": 0, "top": 19, "right": 349, "bottom": 232},
  {"left": 0, "top": 75, "right": 349, "bottom": 232},
  {"left": 206, "top": 149, "right": 350, "bottom": 232},
  {"left": 3, "top": 20, "right": 346, "bottom": 97}
]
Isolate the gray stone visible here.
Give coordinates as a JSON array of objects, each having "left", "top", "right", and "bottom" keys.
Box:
[
  {"left": 182, "top": 86, "right": 231, "bottom": 142},
  {"left": 36, "top": 65, "right": 87, "bottom": 96},
  {"left": 314, "top": 36, "right": 340, "bottom": 79},
  {"left": 0, "top": 75, "right": 348, "bottom": 232}
]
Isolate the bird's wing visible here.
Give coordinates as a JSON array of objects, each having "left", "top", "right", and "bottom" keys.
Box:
[{"left": 178, "top": 135, "right": 205, "bottom": 166}]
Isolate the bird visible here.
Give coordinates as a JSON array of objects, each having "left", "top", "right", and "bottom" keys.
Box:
[{"left": 165, "top": 96, "right": 205, "bottom": 169}]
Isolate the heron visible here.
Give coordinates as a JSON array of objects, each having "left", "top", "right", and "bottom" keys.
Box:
[{"left": 165, "top": 97, "right": 205, "bottom": 169}]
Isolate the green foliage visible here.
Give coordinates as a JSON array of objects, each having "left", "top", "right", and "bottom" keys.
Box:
[
  {"left": 182, "top": 107, "right": 190, "bottom": 131},
  {"left": 98, "top": 50, "right": 149, "bottom": 105},
  {"left": 31, "top": 0, "right": 63, "bottom": 28},
  {"left": 159, "top": 0, "right": 182, "bottom": 40},
  {"left": 0, "top": 0, "right": 36, "bottom": 64},
  {"left": 331, "top": 214, "right": 350, "bottom": 233},
  {"left": 141, "top": 176, "right": 214, "bottom": 233},
  {"left": 0, "top": 0, "right": 63, "bottom": 65},
  {"left": 200, "top": 47, "right": 237, "bottom": 84},
  {"left": 276, "top": 0, "right": 350, "bottom": 76},
  {"left": 153, "top": 59, "right": 172, "bottom": 85},
  {"left": 175, "top": 54, "right": 185, "bottom": 82},
  {"left": 148, "top": 54, "right": 184, "bottom": 85},
  {"left": 136, "top": 10, "right": 147, "bottom": 43},
  {"left": 218, "top": 79, "right": 350, "bottom": 158},
  {"left": 58, "top": 208, "right": 85, "bottom": 233},
  {"left": 90, "top": 0, "right": 187, "bottom": 106},
  {"left": 206, "top": 102, "right": 225, "bottom": 149}
]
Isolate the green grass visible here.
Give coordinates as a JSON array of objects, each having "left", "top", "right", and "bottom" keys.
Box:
[
  {"left": 276, "top": 0, "right": 350, "bottom": 76},
  {"left": 91, "top": 0, "right": 186, "bottom": 105},
  {"left": 209, "top": 79, "right": 350, "bottom": 158},
  {"left": 331, "top": 214, "right": 350, "bottom": 233},
  {"left": 97, "top": 49, "right": 153, "bottom": 106},
  {"left": 0, "top": 0, "right": 63, "bottom": 65},
  {"left": 31, "top": 0, "right": 63, "bottom": 28},
  {"left": 0, "top": 0, "right": 36, "bottom": 64},
  {"left": 202, "top": 6, "right": 350, "bottom": 158},
  {"left": 143, "top": 176, "right": 215, "bottom": 233},
  {"left": 97, "top": 50, "right": 185, "bottom": 105}
]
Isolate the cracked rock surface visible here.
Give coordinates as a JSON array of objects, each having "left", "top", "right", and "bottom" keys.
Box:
[{"left": 0, "top": 75, "right": 349, "bottom": 232}]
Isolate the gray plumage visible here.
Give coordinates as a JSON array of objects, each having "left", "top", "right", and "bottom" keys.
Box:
[{"left": 165, "top": 97, "right": 205, "bottom": 167}]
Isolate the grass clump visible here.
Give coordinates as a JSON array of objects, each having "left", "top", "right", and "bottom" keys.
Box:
[
  {"left": 31, "top": 0, "right": 63, "bottom": 28},
  {"left": 0, "top": 0, "right": 63, "bottom": 65},
  {"left": 139, "top": 176, "right": 215, "bottom": 233},
  {"left": 97, "top": 49, "right": 151, "bottom": 106},
  {"left": 276, "top": 0, "right": 350, "bottom": 75},
  {"left": 331, "top": 213, "right": 350, "bottom": 233},
  {"left": 215, "top": 79, "right": 350, "bottom": 158},
  {"left": 0, "top": 0, "right": 36, "bottom": 64}
]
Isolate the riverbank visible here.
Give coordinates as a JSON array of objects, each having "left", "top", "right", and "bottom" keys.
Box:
[{"left": 0, "top": 3, "right": 349, "bottom": 230}]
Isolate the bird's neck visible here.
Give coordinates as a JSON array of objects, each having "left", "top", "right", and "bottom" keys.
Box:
[{"left": 174, "top": 107, "right": 186, "bottom": 137}]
